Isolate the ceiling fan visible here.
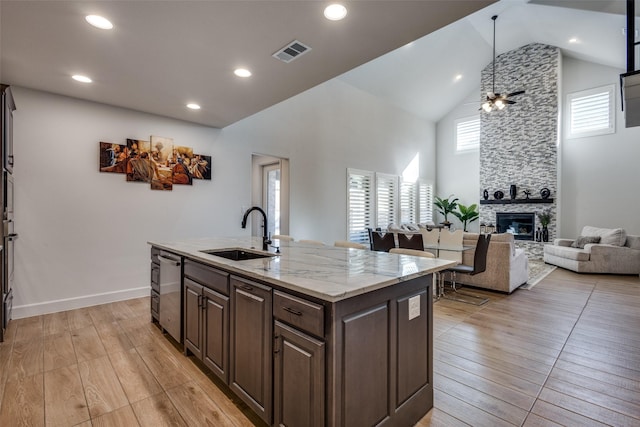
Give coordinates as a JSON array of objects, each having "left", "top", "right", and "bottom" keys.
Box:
[{"left": 481, "top": 15, "right": 525, "bottom": 112}]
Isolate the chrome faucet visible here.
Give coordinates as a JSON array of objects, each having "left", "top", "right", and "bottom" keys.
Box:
[{"left": 241, "top": 206, "right": 271, "bottom": 250}]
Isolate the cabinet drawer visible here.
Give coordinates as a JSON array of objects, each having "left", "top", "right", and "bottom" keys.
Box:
[
  {"left": 184, "top": 260, "right": 229, "bottom": 296},
  {"left": 273, "top": 290, "right": 324, "bottom": 338},
  {"left": 151, "top": 246, "right": 160, "bottom": 263}
]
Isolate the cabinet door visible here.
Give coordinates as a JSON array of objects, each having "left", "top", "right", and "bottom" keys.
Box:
[
  {"left": 202, "top": 286, "right": 229, "bottom": 383},
  {"left": 274, "top": 321, "right": 325, "bottom": 427},
  {"left": 230, "top": 276, "right": 272, "bottom": 424},
  {"left": 184, "top": 278, "right": 203, "bottom": 359}
]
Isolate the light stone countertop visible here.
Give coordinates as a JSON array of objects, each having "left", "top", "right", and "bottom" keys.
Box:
[{"left": 149, "top": 236, "right": 456, "bottom": 302}]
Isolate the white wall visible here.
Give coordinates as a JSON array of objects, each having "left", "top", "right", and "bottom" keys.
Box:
[
  {"left": 435, "top": 89, "right": 481, "bottom": 231},
  {"left": 560, "top": 57, "right": 640, "bottom": 237},
  {"left": 436, "top": 56, "right": 640, "bottom": 238},
  {"left": 222, "top": 79, "right": 436, "bottom": 242},
  {"left": 13, "top": 79, "right": 435, "bottom": 317}
]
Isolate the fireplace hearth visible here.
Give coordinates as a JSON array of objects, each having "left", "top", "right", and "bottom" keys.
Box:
[{"left": 496, "top": 212, "right": 535, "bottom": 241}]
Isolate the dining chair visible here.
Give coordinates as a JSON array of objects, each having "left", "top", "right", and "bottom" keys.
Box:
[
  {"left": 272, "top": 234, "right": 294, "bottom": 241},
  {"left": 420, "top": 227, "right": 440, "bottom": 256},
  {"left": 368, "top": 228, "right": 395, "bottom": 252},
  {"left": 438, "top": 228, "right": 464, "bottom": 262},
  {"left": 334, "top": 240, "right": 368, "bottom": 250},
  {"left": 396, "top": 233, "right": 424, "bottom": 250},
  {"left": 442, "top": 234, "right": 491, "bottom": 305},
  {"left": 298, "top": 239, "right": 325, "bottom": 245},
  {"left": 389, "top": 248, "right": 435, "bottom": 258}
]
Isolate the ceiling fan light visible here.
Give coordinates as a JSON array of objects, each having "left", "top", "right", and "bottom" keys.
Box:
[
  {"left": 482, "top": 102, "right": 492, "bottom": 112},
  {"left": 495, "top": 99, "right": 505, "bottom": 109}
]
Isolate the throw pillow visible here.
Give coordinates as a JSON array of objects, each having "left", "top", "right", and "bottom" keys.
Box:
[{"left": 571, "top": 235, "right": 601, "bottom": 249}]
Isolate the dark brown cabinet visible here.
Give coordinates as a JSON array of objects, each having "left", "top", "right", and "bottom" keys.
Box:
[
  {"left": 183, "top": 261, "right": 230, "bottom": 383},
  {"left": 230, "top": 275, "right": 272, "bottom": 425},
  {"left": 273, "top": 321, "right": 325, "bottom": 427},
  {"left": 166, "top": 244, "right": 434, "bottom": 427}
]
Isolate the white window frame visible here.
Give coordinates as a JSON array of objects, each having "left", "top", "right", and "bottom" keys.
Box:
[
  {"left": 454, "top": 115, "right": 480, "bottom": 152},
  {"left": 567, "top": 84, "right": 615, "bottom": 139},
  {"left": 347, "top": 168, "right": 374, "bottom": 244}
]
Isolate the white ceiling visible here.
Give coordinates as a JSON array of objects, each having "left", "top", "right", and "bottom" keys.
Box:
[
  {"left": 0, "top": 0, "right": 493, "bottom": 128},
  {"left": 339, "top": 0, "right": 639, "bottom": 122},
  {"left": 1, "top": 0, "right": 637, "bottom": 127}
]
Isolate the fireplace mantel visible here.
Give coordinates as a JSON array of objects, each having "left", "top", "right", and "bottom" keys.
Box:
[{"left": 480, "top": 198, "right": 553, "bottom": 205}]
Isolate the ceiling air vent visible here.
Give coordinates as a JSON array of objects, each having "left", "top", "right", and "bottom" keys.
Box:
[{"left": 272, "top": 40, "right": 311, "bottom": 63}]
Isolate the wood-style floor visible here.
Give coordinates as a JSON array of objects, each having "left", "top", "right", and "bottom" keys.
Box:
[{"left": 0, "top": 268, "right": 639, "bottom": 426}]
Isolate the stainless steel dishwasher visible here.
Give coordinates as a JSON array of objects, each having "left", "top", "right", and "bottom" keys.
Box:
[{"left": 158, "top": 250, "right": 182, "bottom": 343}]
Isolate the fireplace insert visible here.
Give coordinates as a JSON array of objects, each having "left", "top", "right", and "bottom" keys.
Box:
[{"left": 496, "top": 212, "right": 535, "bottom": 240}]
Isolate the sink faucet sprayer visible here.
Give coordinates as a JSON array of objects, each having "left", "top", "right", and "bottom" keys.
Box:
[{"left": 241, "top": 206, "right": 271, "bottom": 251}]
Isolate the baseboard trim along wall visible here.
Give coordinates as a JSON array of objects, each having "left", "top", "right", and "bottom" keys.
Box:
[{"left": 12, "top": 286, "right": 150, "bottom": 319}]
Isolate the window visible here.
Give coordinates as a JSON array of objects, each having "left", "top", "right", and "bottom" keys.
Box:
[
  {"left": 347, "top": 169, "right": 433, "bottom": 243},
  {"left": 455, "top": 116, "right": 480, "bottom": 152},
  {"left": 376, "top": 173, "right": 398, "bottom": 230},
  {"left": 418, "top": 180, "right": 433, "bottom": 224},
  {"left": 347, "top": 169, "right": 374, "bottom": 244},
  {"left": 400, "top": 180, "right": 417, "bottom": 224},
  {"left": 567, "top": 84, "right": 615, "bottom": 138}
]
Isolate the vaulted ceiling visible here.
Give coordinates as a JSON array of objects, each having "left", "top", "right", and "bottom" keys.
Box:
[{"left": 1, "top": 1, "right": 637, "bottom": 127}]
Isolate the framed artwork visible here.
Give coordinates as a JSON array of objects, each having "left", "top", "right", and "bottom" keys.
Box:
[
  {"left": 99, "top": 142, "right": 127, "bottom": 173},
  {"left": 150, "top": 135, "right": 173, "bottom": 191},
  {"left": 191, "top": 154, "right": 211, "bottom": 180},
  {"left": 126, "top": 139, "right": 152, "bottom": 182},
  {"left": 99, "top": 135, "right": 212, "bottom": 189},
  {"left": 171, "top": 145, "right": 194, "bottom": 185}
]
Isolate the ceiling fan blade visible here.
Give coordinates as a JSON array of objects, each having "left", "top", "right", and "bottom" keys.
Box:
[
  {"left": 505, "top": 100, "right": 516, "bottom": 104},
  {"left": 507, "top": 90, "right": 525, "bottom": 97}
]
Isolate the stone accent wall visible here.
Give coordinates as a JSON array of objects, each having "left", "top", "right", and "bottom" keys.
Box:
[{"left": 479, "top": 43, "right": 560, "bottom": 259}]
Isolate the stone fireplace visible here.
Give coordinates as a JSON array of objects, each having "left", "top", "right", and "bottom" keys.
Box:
[{"left": 478, "top": 43, "right": 560, "bottom": 259}]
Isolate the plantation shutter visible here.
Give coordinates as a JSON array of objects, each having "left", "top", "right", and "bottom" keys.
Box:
[
  {"left": 455, "top": 116, "right": 480, "bottom": 152},
  {"left": 418, "top": 180, "right": 433, "bottom": 224},
  {"left": 400, "top": 180, "right": 418, "bottom": 224},
  {"left": 347, "top": 169, "right": 374, "bottom": 244},
  {"left": 376, "top": 173, "right": 398, "bottom": 229},
  {"left": 568, "top": 85, "right": 615, "bottom": 137}
]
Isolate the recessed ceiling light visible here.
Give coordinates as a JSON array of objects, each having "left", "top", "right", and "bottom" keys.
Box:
[
  {"left": 72, "top": 74, "right": 92, "bottom": 83},
  {"left": 85, "top": 15, "right": 113, "bottom": 30},
  {"left": 324, "top": 4, "right": 347, "bottom": 21},
  {"left": 454, "top": 74, "right": 463, "bottom": 81},
  {"left": 186, "top": 103, "right": 201, "bottom": 110},
  {"left": 568, "top": 37, "right": 579, "bottom": 44},
  {"left": 234, "top": 68, "right": 252, "bottom": 78}
]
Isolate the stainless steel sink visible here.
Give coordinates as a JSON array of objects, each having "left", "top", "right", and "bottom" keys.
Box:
[{"left": 200, "top": 248, "right": 275, "bottom": 261}]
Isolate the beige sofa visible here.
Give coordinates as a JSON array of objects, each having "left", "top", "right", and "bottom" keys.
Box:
[
  {"left": 454, "top": 233, "right": 529, "bottom": 294},
  {"left": 543, "top": 226, "right": 640, "bottom": 274}
]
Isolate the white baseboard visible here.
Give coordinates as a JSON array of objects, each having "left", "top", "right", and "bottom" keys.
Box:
[{"left": 12, "top": 286, "right": 150, "bottom": 319}]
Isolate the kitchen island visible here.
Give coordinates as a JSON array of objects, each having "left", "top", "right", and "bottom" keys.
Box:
[{"left": 149, "top": 237, "right": 455, "bottom": 427}]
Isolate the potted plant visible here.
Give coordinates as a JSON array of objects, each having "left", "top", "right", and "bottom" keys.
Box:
[
  {"left": 434, "top": 195, "right": 459, "bottom": 227},
  {"left": 537, "top": 209, "right": 552, "bottom": 242},
  {"left": 453, "top": 203, "right": 479, "bottom": 232}
]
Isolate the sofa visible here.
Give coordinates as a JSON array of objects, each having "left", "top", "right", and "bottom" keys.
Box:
[
  {"left": 543, "top": 226, "right": 640, "bottom": 274},
  {"left": 454, "top": 232, "right": 529, "bottom": 294}
]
